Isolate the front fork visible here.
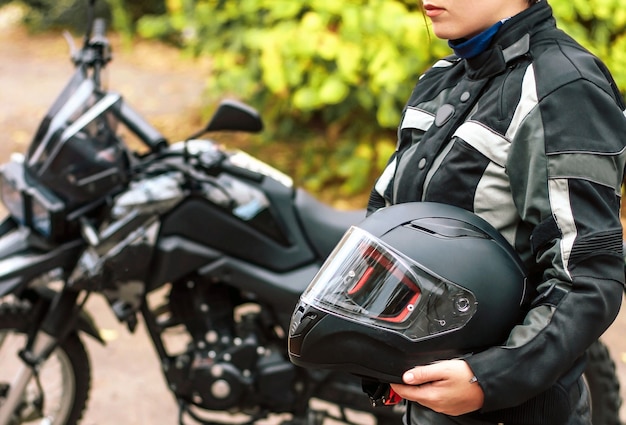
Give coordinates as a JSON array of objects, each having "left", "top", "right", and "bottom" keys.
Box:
[{"left": 0, "top": 289, "right": 82, "bottom": 424}]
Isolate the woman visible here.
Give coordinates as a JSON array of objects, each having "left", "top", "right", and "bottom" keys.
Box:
[{"left": 368, "top": 0, "right": 626, "bottom": 423}]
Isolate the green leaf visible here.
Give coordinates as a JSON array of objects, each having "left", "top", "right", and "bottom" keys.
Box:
[
  {"left": 260, "top": 40, "right": 288, "bottom": 94},
  {"left": 293, "top": 87, "right": 320, "bottom": 110},
  {"left": 318, "top": 76, "right": 350, "bottom": 105}
]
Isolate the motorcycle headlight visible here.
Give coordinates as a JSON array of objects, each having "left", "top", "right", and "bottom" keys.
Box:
[
  {"left": 31, "top": 194, "right": 52, "bottom": 236},
  {"left": 0, "top": 167, "right": 26, "bottom": 224},
  {"left": 0, "top": 160, "right": 68, "bottom": 239},
  {"left": 27, "top": 184, "right": 66, "bottom": 239}
]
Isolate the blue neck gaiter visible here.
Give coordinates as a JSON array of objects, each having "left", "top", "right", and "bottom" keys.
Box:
[{"left": 448, "top": 19, "right": 508, "bottom": 59}]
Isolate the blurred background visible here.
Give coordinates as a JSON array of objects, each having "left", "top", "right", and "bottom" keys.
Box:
[
  {"left": 3, "top": 0, "right": 625, "bottom": 207},
  {"left": 1, "top": 0, "right": 626, "bottom": 423}
]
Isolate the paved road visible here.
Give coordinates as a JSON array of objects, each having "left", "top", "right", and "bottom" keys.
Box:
[{"left": 1, "top": 8, "right": 626, "bottom": 424}]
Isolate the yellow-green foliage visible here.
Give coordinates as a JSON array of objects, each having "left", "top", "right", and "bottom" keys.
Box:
[{"left": 136, "top": 0, "right": 626, "bottom": 198}]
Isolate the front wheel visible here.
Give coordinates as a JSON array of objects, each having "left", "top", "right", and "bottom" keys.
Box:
[
  {"left": 0, "top": 301, "right": 91, "bottom": 425},
  {"left": 585, "top": 339, "right": 622, "bottom": 425}
]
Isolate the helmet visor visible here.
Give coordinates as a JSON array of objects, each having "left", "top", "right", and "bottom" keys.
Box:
[{"left": 301, "top": 226, "right": 477, "bottom": 341}]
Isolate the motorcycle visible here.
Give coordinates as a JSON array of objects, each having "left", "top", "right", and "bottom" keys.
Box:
[
  {"left": 0, "top": 3, "right": 401, "bottom": 425},
  {"left": 0, "top": 1, "right": 621, "bottom": 425}
]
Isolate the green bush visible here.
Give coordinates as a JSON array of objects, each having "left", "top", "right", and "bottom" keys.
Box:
[
  {"left": 137, "top": 0, "right": 449, "bottom": 197},
  {"left": 2, "top": 0, "right": 164, "bottom": 37},
  {"left": 1, "top": 0, "right": 111, "bottom": 33},
  {"left": 132, "top": 0, "right": 625, "bottom": 200}
]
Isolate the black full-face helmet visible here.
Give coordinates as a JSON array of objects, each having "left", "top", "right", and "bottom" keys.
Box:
[{"left": 288, "top": 202, "right": 527, "bottom": 383}]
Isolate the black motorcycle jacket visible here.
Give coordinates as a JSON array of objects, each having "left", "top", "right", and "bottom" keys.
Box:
[{"left": 368, "top": 0, "right": 626, "bottom": 421}]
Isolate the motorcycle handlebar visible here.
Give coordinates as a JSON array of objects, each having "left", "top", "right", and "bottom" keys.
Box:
[
  {"left": 115, "top": 101, "right": 168, "bottom": 153},
  {"left": 92, "top": 18, "right": 107, "bottom": 40}
]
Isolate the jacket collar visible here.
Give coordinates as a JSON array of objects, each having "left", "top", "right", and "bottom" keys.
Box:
[{"left": 464, "top": 0, "right": 555, "bottom": 79}]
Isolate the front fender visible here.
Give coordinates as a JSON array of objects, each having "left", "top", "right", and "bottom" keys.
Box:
[{"left": 0, "top": 217, "right": 84, "bottom": 297}]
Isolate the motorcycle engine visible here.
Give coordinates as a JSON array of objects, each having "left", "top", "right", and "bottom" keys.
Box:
[{"left": 163, "top": 278, "right": 298, "bottom": 412}]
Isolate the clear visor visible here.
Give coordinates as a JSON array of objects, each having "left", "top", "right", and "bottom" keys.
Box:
[{"left": 301, "top": 226, "right": 477, "bottom": 341}]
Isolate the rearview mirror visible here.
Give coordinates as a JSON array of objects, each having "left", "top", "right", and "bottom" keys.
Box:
[{"left": 204, "top": 99, "right": 263, "bottom": 134}]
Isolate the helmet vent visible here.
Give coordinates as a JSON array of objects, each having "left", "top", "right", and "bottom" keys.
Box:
[{"left": 408, "top": 217, "right": 489, "bottom": 239}]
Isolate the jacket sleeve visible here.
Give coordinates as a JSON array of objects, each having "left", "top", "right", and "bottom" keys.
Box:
[{"left": 464, "top": 76, "right": 626, "bottom": 412}]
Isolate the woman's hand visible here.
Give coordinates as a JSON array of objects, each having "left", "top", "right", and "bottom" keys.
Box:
[{"left": 389, "top": 359, "right": 484, "bottom": 416}]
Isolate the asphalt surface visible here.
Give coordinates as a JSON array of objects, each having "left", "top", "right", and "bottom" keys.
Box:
[{"left": 1, "top": 6, "right": 626, "bottom": 424}]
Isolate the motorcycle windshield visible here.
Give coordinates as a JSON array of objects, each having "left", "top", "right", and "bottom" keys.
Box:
[
  {"left": 23, "top": 69, "right": 128, "bottom": 206},
  {"left": 26, "top": 69, "right": 92, "bottom": 168}
]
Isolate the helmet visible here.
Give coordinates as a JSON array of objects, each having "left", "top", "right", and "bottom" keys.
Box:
[{"left": 288, "top": 202, "right": 527, "bottom": 383}]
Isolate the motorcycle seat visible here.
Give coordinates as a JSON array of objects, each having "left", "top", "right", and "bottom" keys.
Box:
[{"left": 294, "top": 189, "right": 366, "bottom": 259}]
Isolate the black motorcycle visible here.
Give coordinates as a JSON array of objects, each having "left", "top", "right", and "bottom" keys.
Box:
[{"left": 0, "top": 2, "right": 621, "bottom": 425}]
